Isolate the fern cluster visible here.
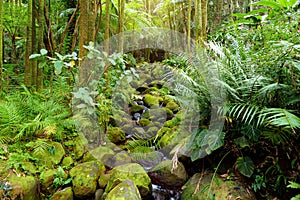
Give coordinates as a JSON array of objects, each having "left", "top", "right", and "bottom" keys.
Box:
[{"left": 0, "top": 88, "right": 74, "bottom": 143}]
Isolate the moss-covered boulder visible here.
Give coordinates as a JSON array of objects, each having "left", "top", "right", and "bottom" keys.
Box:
[
  {"left": 106, "top": 180, "right": 142, "bottom": 200},
  {"left": 32, "top": 142, "right": 65, "bottom": 168},
  {"left": 69, "top": 161, "right": 106, "bottom": 198},
  {"left": 131, "top": 104, "right": 145, "bottom": 114},
  {"left": 98, "top": 173, "right": 110, "bottom": 189},
  {"left": 107, "top": 127, "right": 126, "bottom": 144},
  {"left": 74, "top": 136, "right": 88, "bottom": 160},
  {"left": 1, "top": 174, "right": 39, "bottom": 200},
  {"left": 181, "top": 173, "right": 256, "bottom": 200},
  {"left": 143, "top": 94, "right": 162, "bottom": 107},
  {"left": 149, "top": 159, "right": 187, "bottom": 187},
  {"left": 83, "top": 146, "right": 115, "bottom": 163},
  {"left": 40, "top": 169, "right": 58, "bottom": 194},
  {"left": 62, "top": 156, "right": 74, "bottom": 169},
  {"left": 51, "top": 187, "right": 73, "bottom": 200},
  {"left": 106, "top": 163, "right": 152, "bottom": 198},
  {"left": 166, "top": 101, "right": 179, "bottom": 111},
  {"left": 20, "top": 161, "right": 37, "bottom": 175},
  {"left": 138, "top": 118, "right": 151, "bottom": 127},
  {"left": 111, "top": 151, "right": 132, "bottom": 167}
]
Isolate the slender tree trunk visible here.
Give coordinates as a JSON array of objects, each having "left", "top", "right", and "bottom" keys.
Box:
[
  {"left": 201, "top": 0, "right": 208, "bottom": 42},
  {"left": 25, "top": 0, "right": 33, "bottom": 87},
  {"left": 187, "top": 0, "right": 192, "bottom": 53},
  {"left": 104, "top": 0, "right": 110, "bottom": 53},
  {"left": 37, "top": 0, "right": 45, "bottom": 92},
  {"left": 0, "top": 0, "right": 3, "bottom": 93},
  {"left": 118, "top": 0, "right": 125, "bottom": 52},
  {"left": 31, "top": 2, "right": 38, "bottom": 88}
]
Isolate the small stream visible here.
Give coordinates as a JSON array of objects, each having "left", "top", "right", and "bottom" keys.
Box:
[{"left": 152, "top": 184, "right": 182, "bottom": 200}]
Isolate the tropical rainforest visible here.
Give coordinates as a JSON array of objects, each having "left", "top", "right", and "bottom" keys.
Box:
[{"left": 0, "top": 0, "right": 300, "bottom": 200}]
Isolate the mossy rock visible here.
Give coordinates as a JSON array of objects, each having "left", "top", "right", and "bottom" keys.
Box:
[
  {"left": 95, "top": 189, "right": 104, "bottom": 200},
  {"left": 106, "top": 163, "right": 152, "bottom": 197},
  {"left": 20, "top": 161, "right": 37, "bottom": 175},
  {"left": 164, "top": 117, "right": 180, "bottom": 128},
  {"left": 111, "top": 151, "right": 132, "bottom": 167},
  {"left": 138, "top": 118, "right": 151, "bottom": 127},
  {"left": 33, "top": 141, "right": 65, "bottom": 168},
  {"left": 157, "top": 129, "right": 177, "bottom": 148},
  {"left": 1, "top": 174, "right": 39, "bottom": 200},
  {"left": 74, "top": 135, "right": 88, "bottom": 160},
  {"left": 107, "top": 127, "right": 126, "bottom": 144},
  {"left": 83, "top": 146, "right": 115, "bottom": 164},
  {"left": 62, "top": 156, "right": 74, "bottom": 169},
  {"left": 98, "top": 173, "right": 110, "bottom": 189},
  {"left": 149, "top": 159, "right": 187, "bottom": 187},
  {"left": 106, "top": 180, "right": 142, "bottom": 200},
  {"left": 70, "top": 161, "right": 106, "bottom": 198},
  {"left": 40, "top": 169, "right": 57, "bottom": 193},
  {"left": 143, "top": 94, "right": 162, "bottom": 107},
  {"left": 166, "top": 101, "right": 179, "bottom": 111},
  {"left": 181, "top": 173, "right": 256, "bottom": 200},
  {"left": 51, "top": 187, "right": 73, "bottom": 200},
  {"left": 163, "top": 107, "right": 174, "bottom": 119},
  {"left": 146, "top": 126, "right": 159, "bottom": 137},
  {"left": 131, "top": 104, "right": 145, "bottom": 114}
]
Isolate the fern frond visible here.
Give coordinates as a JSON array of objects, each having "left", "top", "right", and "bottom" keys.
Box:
[
  {"left": 228, "top": 103, "right": 260, "bottom": 125},
  {"left": 258, "top": 108, "right": 300, "bottom": 134}
]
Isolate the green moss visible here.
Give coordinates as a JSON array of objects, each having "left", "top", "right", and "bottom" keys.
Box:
[
  {"left": 143, "top": 94, "right": 162, "bottom": 107},
  {"left": 166, "top": 101, "right": 179, "bottom": 111},
  {"left": 98, "top": 174, "right": 110, "bottom": 189},
  {"left": 107, "top": 127, "right": 126, "bottom": 143},
  {"left": 131, "top": 104, "right": 145, "bottom": 113},
  {"left": 62, "top": 156, "right": 74, "bottom": 169},
  {"left": 51, "top": 187, "right": 73, "bottom": 200},
  {"left": 106, "top": 180, "right": 142, "bottom": 200},
  {"left": 138, "top": 118, "right": 151, "bottom": 127},
  {"left": 105, "top": 163, "right": 151, "bottom": 197}
]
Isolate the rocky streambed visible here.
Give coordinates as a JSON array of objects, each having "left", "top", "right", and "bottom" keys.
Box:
[{"left": 0, "top": 64, "right": 256, "bottom": 199}]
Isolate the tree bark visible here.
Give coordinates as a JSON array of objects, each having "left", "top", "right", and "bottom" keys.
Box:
[
  {"left": 201, "top": 0, "right": 208, "bottom": 42},
  {"left": 25, "top": 0, "right": 33, "bottom": 87},
  {"left": 37, "top": 0, "right": 45, "bottom": 92},
  {"left": 104, "top": 0, "right": 110, "bottom": 53},
  {"left": 0, "top": 0, "right": 3, "bottom": 93},
  {"left": 187, "top": 0, "right": 192, "bottom": 53},
  {"left": 118, "top": 0, "right": 125, "bottom": 52}
]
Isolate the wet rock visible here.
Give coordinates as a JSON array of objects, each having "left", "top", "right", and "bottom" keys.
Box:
[
  {"left": 106, "top": 163, "right": 152, "bottom": 198},
  {"left": 107, "top": 127, "right": 126, "bottom": 144},
  {"left": 32, "top": 141, "right": 65, "bottom": 168},
  {"left": 149, "top": 159, "right": 187, "bottom": 188},
  {"left": 181, "top": 173, "right": 256, "bottom": 200},
  {"left": 106, "top": 180, "right": 142, "bottom": 200},
  {"left": 69, "top": 161, "right": 105, "bottom": 198},
  {"left": 83, "top": 146, "right": 115, "bottom": 163},
  {"left": 1, "top": 174, "right": 39, "bottom": 200},
  {"left": 51, "top": 187, "right": 73, "bottom": 200}
]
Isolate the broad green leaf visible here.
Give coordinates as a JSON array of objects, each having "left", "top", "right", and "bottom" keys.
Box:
[
  {"left": 236, "top": 156, "right": 254, "bottom": 177},
  {"left": 234, "top": 136, "right": 250, "bottom": 148},
  {"left": 40, "top": 49, "right": 48, "bottom": 55},
  {"left": 251, "top": 0, "right": 281, "bottom": 9},
  {"left": 288, "top": 181, "right": 300, "bottom": 189},
  {"left": 54, "top": 61, "right": 64, "bottom": 75},
  {"left": 29, "top": 54, "right": 41, "bottom": 59}
]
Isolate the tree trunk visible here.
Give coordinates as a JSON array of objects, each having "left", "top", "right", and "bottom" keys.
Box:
[
  {"left": 31, "top": 1, "right": 37, "bottom": 88},
  {"left": 187, "top": 0, "right": 192, "bottom": 53},
  {"left": 118, "top": 0, "right": 125, "bottom": 52},
  {"left": 0, "top": 0, "right": 3, "bottom": 93},
  {"left": 201, "top": 0, "right": 208, "bottom": 42},
  {"left": 25, "top": 0, "right": 33, "bottom": 87},
  {"left": 37, "top": 0, "right": 45, "bottom": 92},
  {"left": 104, "top": 0, "right": 110, "bottom": 53}
]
